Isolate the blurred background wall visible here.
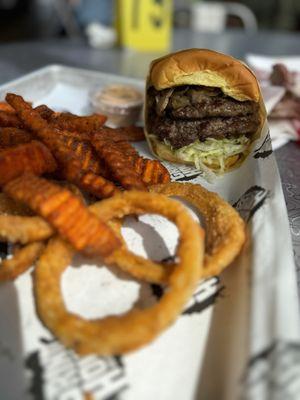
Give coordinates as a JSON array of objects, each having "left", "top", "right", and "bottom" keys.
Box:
[{"left": 0, "top": 0, "right": 299, "bottom": 42}]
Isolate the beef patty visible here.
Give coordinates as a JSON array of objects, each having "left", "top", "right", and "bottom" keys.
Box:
[
  {"left": 147, "top": 85, "right": 260, "bottom": 149},
  {"left": 151, "top": 115, "right": 259, "bottom": 149}
]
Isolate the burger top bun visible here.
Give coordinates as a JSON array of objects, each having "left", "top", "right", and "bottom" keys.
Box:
[{"left": 148, "top": 48, "right": 260, "bottom": 102}]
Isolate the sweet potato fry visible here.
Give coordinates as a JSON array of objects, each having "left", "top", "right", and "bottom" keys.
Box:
[
  {"left": 54, "top": 128, "right": 91, "bottom": 142},
  {"left": 0, "top": 102, "right": 15, "bottom": 113},
  {"left": 57, "top": 181, "right": 85, "bottom": 202},
  {"left": 0, "top": 110, "right": 23, "bottom": 128},
  {"left": 133, "top": 158, "right": 171, "bottom": 184},
  {"left": 52, "top": 113, "right": 107, "bottom": 133},
  {"left": 91, "top": 133, "right": 146, "bottom": 191},
  {"left": 6, "top": 94, "right": 102, "bottom": 175},
  {"left": 52, "top": 134, "right": 101, "bottom": 173},
  {"left": 37, "top": 107, "right": 142, "bottom": 143},
  {"left": 118, "top": 144, "right": 140, "bottom": 162},
  {"left": 62, "top": 158, "right": 119, "bottom": 198},
  {"left": 116, "top": 126, "right": 145, "bottom": 141},
  {"left": 0, "top": 141, "right": 57, "bottom": 186},
  {"left": 96, "top": 126, "right": 144, "bottom": 142},
  {"left": 0, "top": 127, "right": 33, "bottom": 147},
  {"left": 93, "top": 130, "right": 170, "bottom": 185},
  {"left": 35, "top": 105, "right": 92, "bottom": 141},
  {"left": 3, "top": 173, "right": 121, "bottom": 257},
  {"left": 35, "top": 103, "right": 107, "bottom": 133},
  {"left": 111, "top": 139, "right": 170, "bottom": 184},
  {"left": 7, "top": 94, "right": 119, "bottom": 197},
  {"left": 34, "top": 104, "right": 54, "bottom": 119},
  {"left": 6, "top": 93, "right": 50, "bottom": 131}
]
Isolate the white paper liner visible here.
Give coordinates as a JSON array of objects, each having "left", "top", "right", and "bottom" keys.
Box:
[{"left": 0, "top": 67, "right": 299, "bottom": 400}]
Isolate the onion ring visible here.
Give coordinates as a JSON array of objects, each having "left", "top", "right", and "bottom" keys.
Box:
[
  {"left": 150, "top": 182, "right": 246, "bottom": 279},
  {"left": 89, "top": 198, "right": 174, "bottom": 284},
  {"left": 0, "top": 215, "right": 54, "bottom": 244},
  {"left": 0, "top": 241, "right": 44, "bottom": 281},
  {"left": 34, "top": 191, "right": 204, "bottom": 355}
]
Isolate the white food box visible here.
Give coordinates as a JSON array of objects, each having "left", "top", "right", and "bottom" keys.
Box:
[{"left": 0, "top": 66, "right": 299, "bottom": 400}]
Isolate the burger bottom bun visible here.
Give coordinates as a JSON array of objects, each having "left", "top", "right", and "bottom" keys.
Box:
[{"left": 147, "top": 134, "right": 247, "bottom": 173}]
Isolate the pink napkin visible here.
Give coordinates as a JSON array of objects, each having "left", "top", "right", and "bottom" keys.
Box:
[{"left": 246, "top": 54, "right": 300, "bottom": 149}]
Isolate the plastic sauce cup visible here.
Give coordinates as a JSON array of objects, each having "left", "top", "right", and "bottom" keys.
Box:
[{"left": 90, "top": 84, "right": 143, "bottom": 127}]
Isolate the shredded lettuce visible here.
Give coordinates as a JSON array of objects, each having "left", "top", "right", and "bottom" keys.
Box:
[
  {"left": 176, "top": 137, "right": 249, "bottom": 167},
  {"left": 165, "top": 137, "right": 250, "bottom": 175}
]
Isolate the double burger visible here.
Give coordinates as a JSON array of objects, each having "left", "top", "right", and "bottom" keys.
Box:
[{"left": 145, "top": 49, "right": 266, "bottom": 175}]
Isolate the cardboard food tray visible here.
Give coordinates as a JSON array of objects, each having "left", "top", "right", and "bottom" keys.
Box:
[{"left": 0, "top": 65, "right": 299, "bottom": 400}]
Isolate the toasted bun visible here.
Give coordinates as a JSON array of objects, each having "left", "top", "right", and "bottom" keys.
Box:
[
  {"left": 144, "top": 48, "right": 267, "bottom": 174},
  {"left": 148, "top": 48, "right": 260, "bottom": 101}
]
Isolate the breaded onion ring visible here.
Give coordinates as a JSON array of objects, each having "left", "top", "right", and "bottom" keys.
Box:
[
  {"left": 0, "top": 241, "right": 44, "bottom": 281},
  {"left": 150, "top": 182, "right": 246, "bottom": 279},
  {"left": 0, "top": 215, "right": 54, "bottom": 244},
  {"left": 89, "top": 197, "right": 174, "bottom": 284},
  {"left": 34, "top": 191, "right": 204, "bottom": 355}
]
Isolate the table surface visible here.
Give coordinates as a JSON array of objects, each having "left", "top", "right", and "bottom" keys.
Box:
[{"left": 0, "top": 29, "right": 299, "bottom": 295}]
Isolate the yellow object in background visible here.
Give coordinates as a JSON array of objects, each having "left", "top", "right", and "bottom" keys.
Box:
[{"left": 116, "top": 0, "right": 172, "bottom": 52}]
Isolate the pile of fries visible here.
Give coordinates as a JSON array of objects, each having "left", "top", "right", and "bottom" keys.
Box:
[{"left": 0, "top": 93, "right": 246, "bottom": 356}]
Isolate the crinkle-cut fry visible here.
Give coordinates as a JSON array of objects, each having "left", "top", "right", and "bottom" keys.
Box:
[
  {"left": 0, "top": 110, "right": 23, "bottom": 128},
  {"left": 96, "top": 132, "right": 170, "bottom": 185},
  {"left": 57, "top": 181, "right": 85, "bottom": 202},
  {"left": 3, "top": 173, "right": 121, "bottom": 257},
  {"left": 36, "top": 105, "right": 142, "bottom": 142},
  {"left": 59, "top": 135, "right": 99, "bottom": 170},
  {"left": 0, "top": 141, "right": 57, "bottom": 186},
  {"left": 34, "top": 104, "right": 54, "bottom": 119},
  {"left": 114, "top": 141, "right": 140, "bottom": 160},
  {"left": 91, "top": 134, "right": 146, "bottom": 191},
  {"left": 0, "top": 102, "right": 16, "bottom": 113},
  {"left": 6, "top": 94, "right": 102, "bottom": 175},
  {"left": 54, "top": 128, "right": 91, "bottom": 142},
  {"left": 115, "top": 126, "right": 145, "bottom": 141},
  {"left": 50, "top": 134, "right": 101, "bottom": 175},
  {"left": 0, "top": 127, "right": 33, "bottom": 147},
  {"left": 35, "top": 105, "right": 92, "bottom": 141},
  {"left": 62, "top": 158, "right": 119, "bottom": 199},
  {"left": 51, "top": 113, "right": 107, "bottom": 133},
  {"left": 0, "top": 193, "right": 33, "bottom": 215},
  {"left": 36, "top": 103, "right": 107, "bottom": 133},
  {"left": 0, "top": 215, "right": 54, "bottom": 243},
  {"left": 0, "top": 241, "right": 45, "bottom": 282},
  {"left": 93, "top": 130, "right": 170, "bottom": 184},
  {"left": 47, "top": 134, "right": 101, "bottom": 174},
  {"left": 97, "top": 126, "right": 145, "bottom": 142},
  {"left": 6, "top": 93, "right": 54, "bottom": 133},
  {"left": 132, "top": 158, "right": 171, "bottom": 185}
]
